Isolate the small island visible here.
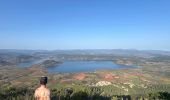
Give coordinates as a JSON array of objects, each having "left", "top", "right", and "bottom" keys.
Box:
[{"left": 40, "top": 60, "right": 62, "bottom": 68}]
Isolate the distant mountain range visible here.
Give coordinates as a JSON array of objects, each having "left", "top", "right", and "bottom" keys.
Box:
[
  {"left": 0, "top": 49, "right": 170, "bottom": 57},
  {"left": 1, "top": 49, "right": 170, "bottom": 68}
]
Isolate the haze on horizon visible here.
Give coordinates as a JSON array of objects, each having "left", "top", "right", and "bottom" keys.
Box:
[{"left": 0, "top": 0, "right": 170, "bottom": 50}]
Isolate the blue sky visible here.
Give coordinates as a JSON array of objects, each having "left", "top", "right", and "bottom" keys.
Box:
[{"left": 0, "top": 0, "right": 170, "bottom": 50}]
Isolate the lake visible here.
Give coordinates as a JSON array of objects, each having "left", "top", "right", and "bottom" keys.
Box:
[
  {"left": 18, "top": 60, "right": 42, "bottom": 68},
  {"left": 18, "top": 60, "right": 135, "bottom": 73}
]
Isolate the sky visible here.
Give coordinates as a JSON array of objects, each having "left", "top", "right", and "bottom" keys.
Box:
[{"left": 0, "top": 0, "right": 170, "bottom": 50}]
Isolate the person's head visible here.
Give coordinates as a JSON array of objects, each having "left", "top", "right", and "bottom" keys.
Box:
[{"left": 40, "top": 76, "right": 48, "bottom": 85}]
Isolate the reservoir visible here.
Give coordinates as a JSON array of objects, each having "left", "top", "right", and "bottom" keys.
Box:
[{"left": 18, "top": 60, "right": 135, "bottom": 73}]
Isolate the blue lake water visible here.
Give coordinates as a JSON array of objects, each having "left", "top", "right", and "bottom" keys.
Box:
[
  {"left": 18, "top": 61, "right": 135, "bottom": 73},
  {"left": 48, "top": 61, "right": 135, "bottom": 73},
  {"left": 18, "top": 60, "right": 42, "bottom": 68}
]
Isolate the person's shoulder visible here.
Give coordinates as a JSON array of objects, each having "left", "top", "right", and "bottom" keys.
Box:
[
  {"left": 45, "top": 88, "right": 50, "bottom": 92},
  {"left": 35, "top": 87, "right": 41, "bottom": 92},
  {"left": 34, "top": 87, "right": 41, "bottom": 97},
  {"left": 44, "top": 88, "right": 50, "bottom": 95}
]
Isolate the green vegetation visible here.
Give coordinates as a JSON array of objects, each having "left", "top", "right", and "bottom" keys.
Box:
[
  {"left": 0, "top": 50, "right": 170, "bottom": 99},
  {"left": 1, "top": 86, "right": 170, "bottom": 100},
  {"left": 40, "top": 60, "right": 62, "bottom": 68}
]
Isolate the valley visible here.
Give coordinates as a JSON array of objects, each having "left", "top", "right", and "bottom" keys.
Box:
[{"left": 0, "top": 49, "right": 170, "bottom": 99}]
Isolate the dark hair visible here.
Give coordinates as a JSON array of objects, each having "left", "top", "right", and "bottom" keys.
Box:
[{"left": 40, "top": 76, "right": 48, "bottom": 85}]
